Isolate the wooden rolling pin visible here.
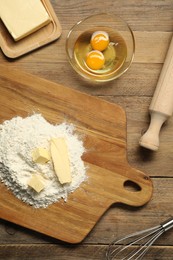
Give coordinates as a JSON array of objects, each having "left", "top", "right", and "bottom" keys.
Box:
[{"left": 139, "top": 35, "right": 173, "bottom": 151}]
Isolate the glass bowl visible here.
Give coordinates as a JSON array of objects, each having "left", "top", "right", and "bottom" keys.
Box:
[{"left": 66, "top": 13, "right": 135, "bottom": 83}]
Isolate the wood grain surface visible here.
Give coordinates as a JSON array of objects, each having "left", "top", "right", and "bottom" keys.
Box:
[{"left": 0, "top": 0, "right": 173, "bottom": 259}]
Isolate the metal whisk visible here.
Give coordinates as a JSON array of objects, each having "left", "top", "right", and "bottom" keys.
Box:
[{"left": 106, "top": 217, "right": 173, "bottom": 260}]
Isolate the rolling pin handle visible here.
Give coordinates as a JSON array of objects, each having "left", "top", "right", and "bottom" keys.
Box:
[
  {"left": 139, "top": 111, "right": 167, "bottom": 151},
  {"left": 139, "top": 35, "right": 173, "bottom": 150}
]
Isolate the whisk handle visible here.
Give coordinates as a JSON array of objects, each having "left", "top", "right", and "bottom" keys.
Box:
[{"left": 161, "top": 217, "right": 173, "bottom": 232}]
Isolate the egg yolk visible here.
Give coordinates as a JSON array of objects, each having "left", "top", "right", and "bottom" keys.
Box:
[
  {"left": 86, "top": 50, "right": 105, "bottom": 70},
  {"left": 90, "top": 31, "right": 109, "bottom": 51}
]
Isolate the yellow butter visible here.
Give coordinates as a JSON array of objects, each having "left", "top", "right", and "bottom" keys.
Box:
[
  {"left": 50, "top": 138, "right": 72, "bottom": 184},
  {"left": 28, "top": 174, "right": 45, "bottom": 193},
  {"left": 0, "top": 0, "right": 51, "bottom": 41},
  {"left": 32, "top": 147, "right": 50, "bottom": 164}
]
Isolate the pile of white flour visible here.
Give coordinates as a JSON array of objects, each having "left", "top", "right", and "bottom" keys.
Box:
[{"left": 0, "top": 114, "right": 86, "bottom": 208}]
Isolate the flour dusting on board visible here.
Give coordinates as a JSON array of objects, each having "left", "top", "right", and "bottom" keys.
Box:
[{"left": 0, "top": 114, "right": 86, "bottom": 208}]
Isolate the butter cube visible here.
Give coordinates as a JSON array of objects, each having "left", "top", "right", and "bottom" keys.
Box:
[
  {"left": 50, "top": 138, "right": 72, "bottom": 184},
  {"left": 0, "top": 0, "right": 51, "bottom": 41},
  {"left": 32, "top": 148, "right": 50, "bottom": 164},
  {"left": 28, "top": 174, "right": 45, "bottom": 193}
]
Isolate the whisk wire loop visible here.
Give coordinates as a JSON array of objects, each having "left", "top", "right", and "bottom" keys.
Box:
[
  {"left": 130, "top": 228, "right": 164, "bottom": 260},
  {"left": 106, "top": 217, "right": 173, "bottom": 260},
  {"left": 107, "top": 225, "right": 160, "bottom": 260}
]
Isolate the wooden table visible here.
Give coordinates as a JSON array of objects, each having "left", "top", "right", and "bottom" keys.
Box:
[{"left": 0, "top": 0, "right": 173, "bottom": 259}]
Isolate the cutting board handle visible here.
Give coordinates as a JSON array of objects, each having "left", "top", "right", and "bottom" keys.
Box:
[
  {"left": 112, "top": 167, "right": 152, "bottom": 207},
  {"left": 116, "top": 166, "right": 153, "bottom": 207},
  {"left": 87, "top": 163, "right": 153, "bottom": 208}
]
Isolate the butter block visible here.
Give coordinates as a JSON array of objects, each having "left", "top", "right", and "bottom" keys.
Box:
[
  {"left": 28, "top": 174, "right": 45, "bottom": 193},
  {"left": 50, "top": 138, "right": 72, "bottom": 184},
  {"left": 0, "top": 0, "right": 51, "bottom": 41},
  {"left": 32, "top": 147, "right": 50, "bottom": 164}
]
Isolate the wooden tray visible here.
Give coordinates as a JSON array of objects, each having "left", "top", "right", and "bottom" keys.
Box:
[
  {"left": 0, "top": 65, "right": 153, "bottom": 243},
  {"left": 0, "top": 0, "right": 62, "bottom": 58}
]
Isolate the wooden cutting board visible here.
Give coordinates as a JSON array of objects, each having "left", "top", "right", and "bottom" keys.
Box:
[{"left": 0, "top": 65, "right": 153, "bottom": 243}]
